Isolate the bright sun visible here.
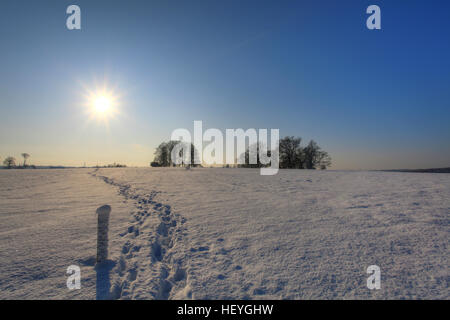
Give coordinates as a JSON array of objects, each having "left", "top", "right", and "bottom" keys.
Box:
[
  {"left": 86, "top": 90, "right": 119, "bottom": 122},
  {"left": 93, "top": 95, "right": 112, "bottom": 114},
  {"left": 82, "top": 82, "right": 122, "bottom": 124}
]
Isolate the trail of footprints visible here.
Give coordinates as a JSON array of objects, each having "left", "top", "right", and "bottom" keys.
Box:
[{"left": 91, "top": 171, "right": 188, "bottom": 299}]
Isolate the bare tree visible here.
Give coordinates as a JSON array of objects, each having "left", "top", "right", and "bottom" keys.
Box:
[
  {"left": 303, "top": 140, "right": 320, "bottom": 169},
  {"left": 153, "top": 141, "right": 199, "bottom": 167},
  {"left": 3, "top": 157, "right": 16, "bottom": 169},
  {"left": 21, "top": 153, "right": 30, "bottom": 167},
  {"left": 279, "top": 136, "right": 303, "bottom": 169},
  {"left": 238, "top": 143, "right": 272, "bottom": 168},
  {"left": 154, "top": 142, "right": 170, "bottom": 167},
  {"left": 303, "top": 140, "right": 331, "bottom": 169},
  {"left": 317, "top": 150, "right": 332, "bottom": 170}
]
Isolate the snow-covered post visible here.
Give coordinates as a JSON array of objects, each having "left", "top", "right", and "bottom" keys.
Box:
[{"left": 96, "top": 205, "right": 111, "bottom": 263}]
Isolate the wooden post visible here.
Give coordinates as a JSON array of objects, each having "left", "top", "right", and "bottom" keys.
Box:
[{"left": 96, "top": 205, "right": 111, "bottom": 263}]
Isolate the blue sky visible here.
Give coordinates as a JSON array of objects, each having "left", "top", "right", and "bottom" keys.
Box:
[{"left": 0, "top": 0, "right": 449, "bottom": 169}]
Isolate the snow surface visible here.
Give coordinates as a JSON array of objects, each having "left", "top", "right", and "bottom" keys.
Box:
[{"left": 0, "top": 168, "right": 448, "bottom": 299}]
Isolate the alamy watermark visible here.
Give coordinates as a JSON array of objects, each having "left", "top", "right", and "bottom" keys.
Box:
[
  {"left": 66, "top": 265, "right": 81, "bottom": 290},
  {"left": 66, "top": 5, "right": 81, "bottom": 30},
  {"left": 367, "top": 265, "right": 381, "bottom": 290},
  {"left": 366, "top": 5, "right": 381, "bottom": 30},
  {"left": 66, "top": 4, "right": 381, "bottom": 31},
  {"left": 170, "top": 121, "right": 279, "bottom": 175}
]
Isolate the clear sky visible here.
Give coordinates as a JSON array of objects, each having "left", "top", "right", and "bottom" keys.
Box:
[{"left": 0, "top": 0, "right": 449, "bottom": 169}]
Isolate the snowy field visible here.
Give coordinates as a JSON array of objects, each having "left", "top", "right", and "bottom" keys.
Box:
[{"left": 0, "top": 168, "right": 448, "bottom": 299}]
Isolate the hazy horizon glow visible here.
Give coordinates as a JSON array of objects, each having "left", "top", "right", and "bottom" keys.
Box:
[{"left": 1, "top": 0, "right": 449, "bottom": 170}]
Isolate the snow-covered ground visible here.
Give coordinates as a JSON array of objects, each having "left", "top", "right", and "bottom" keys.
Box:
[{"left": 0, "top": 168, "right": 448, "bottom": 299}]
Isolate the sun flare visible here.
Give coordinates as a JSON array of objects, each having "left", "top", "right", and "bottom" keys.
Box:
[
  {"left": 84, "top": 87, "right": 120, "bottom": 123},
  {"left": 93, "top": 95, "right": 112, "bottom": 114}
]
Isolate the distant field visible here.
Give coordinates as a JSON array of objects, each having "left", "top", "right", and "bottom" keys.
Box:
[
  {"left": 383, "top": 168, "right": 450, "bottom": 173},
  {"left": 0, "top": 168, "right": 448, "bottom": 299}
]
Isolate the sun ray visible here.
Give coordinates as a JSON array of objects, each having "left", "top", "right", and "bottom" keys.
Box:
[{"left": 81, "top": 81, "right": 122, "bottom": 125}]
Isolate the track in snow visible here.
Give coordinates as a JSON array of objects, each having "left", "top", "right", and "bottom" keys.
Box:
[{"left": 91, "top": 170, "right": 189, "bottom": 299}]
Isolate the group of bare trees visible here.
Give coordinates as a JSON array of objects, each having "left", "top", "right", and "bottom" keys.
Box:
[
  {"left": 151, "top": 136, "right": 331, "bottom": 170},
  {"left": 239, "top": 136, "right": 331, "bottom": 169},
  {"left": 151, "top": 141, "right": 199, "bottom": 167},
  {"left": 1, "top": 153, "right": 31, "bottom": 169},
  {"left": 279, "top": 137, "right": 331, "bottom": 169}
]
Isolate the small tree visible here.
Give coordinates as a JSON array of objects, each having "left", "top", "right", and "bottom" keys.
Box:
[
  {"left": 3, "top": 157, "right": 16, "bottom": 169},
  {"left": 317, "top": 151, "right": 332, "bottom": 170},
  {"left": 279, "top": 136, "right": 303, "bottom": 169},
  {"left": 154, "top": 142, "right": 170, "bottom": 167},
  {"left": 238, "top": 143, "right": 272, "bottom": 168},
  {"left": 21, "top": 153, "right": 30, "bottom": 167},
  {"left": 303, "top": 140, "right": 332, "bottom": 169},
  {"left": 153, "top": 141, "right": 200, "bottom": 167},
  {"left": 303, "top": 140, "right": 320, "bottom": 169}
]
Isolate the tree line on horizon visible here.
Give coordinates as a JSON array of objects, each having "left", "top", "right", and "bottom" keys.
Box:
[
  {"left": 151, "top": 141, "right": 199, "bottom": 167},
  {"left": 239, "top": 137, "right": 331, "bottom": 169},
  {"left": 150, "top": 136, "right": 332, "bottom": 169},
  {"left": 1, "top": 154, "right": 127, "bottom": 169},
  {"left": 1, "top": 153, "right": 32, "bottom": 169}
]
